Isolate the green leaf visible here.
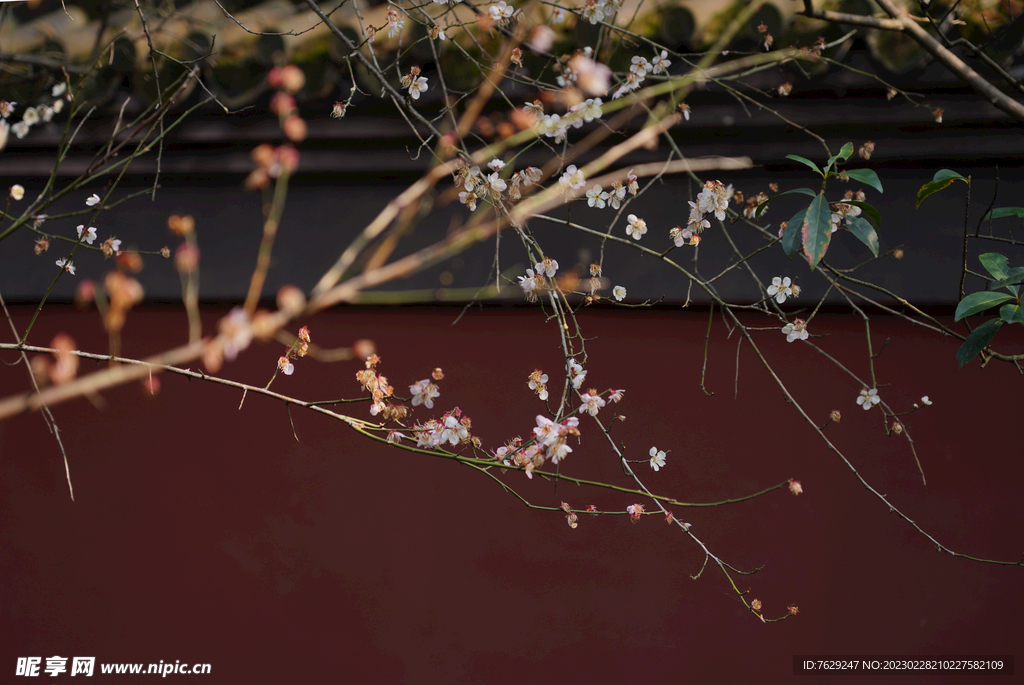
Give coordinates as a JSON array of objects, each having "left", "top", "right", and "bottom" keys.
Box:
[
  {"left": 845, "top": 216, "right": 879, "bottom": 257},
  {"left": 802, "top": 193, "right": 832, "bottom": 269},
  {"left": 933, "top": 169, "right": 966, "bottom": 183},
  {"left": 786, "top": 154, "right": 822, "bottom": 176},
  {"left": 989, "top": 266, "right": 1024, "bottom": 290},
  {"left": 842, "top": 168, "right": 883, "bottom": 194},
  {"left": 843, "top": 200, "right": 882, "bottom": 228},
  {"left": 979, "top": 253, "right": 1009, "bottom": 280},
  {"left": 956, "top": 319, "right": 1002, "bottom": 368},
  {"left": 954, "top": 291, "right": 1014, "bottom": 321},
  {"left": 753, "top": 187, "right": 817, "bottom": 219},
  {"left": 981, "top": 207, "right": 1024, "bottom": 221},
  {"left": 825, "top": 143, "right": 854, "bottom": 173},
  {"left": 916, "top": 170, "right": 968, "bottom": 208},
  {"left": 999, "top": 303, "right": 1023, "bottom": 324},
  {"left": 782, "top": 208, "right": 806, "bottom": 259}
]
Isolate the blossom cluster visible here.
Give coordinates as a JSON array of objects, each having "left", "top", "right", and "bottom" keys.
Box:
[
  {"left": 0, "top": 82, "right": 67, "bottom": 149},
  {"left": 413, "top": 406, "right": 475, "bottom": 449},
  {"left": 611, "top": 50, "right": 671, "bottom": 99},
  {"left": 455, "top": 159, "right": 540, "bottom": 211},
  {"left": 584, "top": 169, "right": 637, "bottom": 210},
  {"left": 356, "top": 354, "right": 398, "bottom": 416},
  {"left": 532, "top": 98, "right": 603, "bottom": 144},
  {"left": 670, "top": 180, "right": 731, "bottom": 247}
]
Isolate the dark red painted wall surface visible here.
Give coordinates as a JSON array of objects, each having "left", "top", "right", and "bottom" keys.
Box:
[{"left": 2, "top": 306, "right": 1022, "bottom": 684}]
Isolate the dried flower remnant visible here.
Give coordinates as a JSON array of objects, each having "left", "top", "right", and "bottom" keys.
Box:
[
  {"left": 859, "top": 140, "right": 875, "bottom": 160},
  {"left": 788, "top": 605, "right": 800, "bottom": 616},
  {"left": 892, "top": 422, "right": 904, "bottom": 435},
  {"left": 34, "top": 237, "right": 50, "bottom": 255},
  {"left": 778, "top": 82, "right": 792, "bottom": 96},
  {"left": 830, "top": 409, "right": 841, "bottom": 423},
  {"left": 626, "top": 503, "right": 644, "bottom": 523},
  {"left": 751, "top": 598, "right": 762, "bottom": 611},
  {"left": 932, "top": 107, "right": 944, "bottom": 124},
  {"left": 789, "top": 479, "right": 803, "bottom": 495}
]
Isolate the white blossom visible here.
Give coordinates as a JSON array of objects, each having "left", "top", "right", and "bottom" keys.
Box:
[
  {"left": 649, "top": 447, "right": 666, "bottom": 471},
  {"left": 767, "top": 276, "right": 793, "bottom": 304},
  {"left": 857, "top": 388, "right": 881, "bottom": 410}
]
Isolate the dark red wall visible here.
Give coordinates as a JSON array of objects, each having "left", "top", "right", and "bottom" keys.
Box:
[{"left": 2, "top": 306, "right": 1021, "bottom": 683}]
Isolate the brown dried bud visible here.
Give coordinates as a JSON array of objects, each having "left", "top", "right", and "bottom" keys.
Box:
[{"left": 830, "top": 409, "right": 841, "bottom": 423}]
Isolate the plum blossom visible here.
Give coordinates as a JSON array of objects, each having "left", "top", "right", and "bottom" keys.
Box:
[
  {"left": 489, "top": 1, "right": 515, "bottom": 24},
  {"left": 857, "top": 387, "right": 881, "bottom": 410},
  {"left": 408, "top": 75, "right": 428, "bottom": 100},
  {"left": 586, "top": 185, "right": 608, "bottom": 208},
  {"left": 649, "top": 447, "right": 666, "bottom": 471},
  {"left": 625, "top": 214, "right": 647, "bottom": 240},
  {"left": 86, "top": 193, "right": 100, "bottom": 206},
  {"left": 568, "top": 358, "right": 587, "bottom": 389},
  {"left": 651, "top": 50, "right": 671, "bottom": 74},
  {"left": 781, "top": 318, "right": 808, "bottom": 342},
  {"left": 535, "top": 257, "right": 558, "bottom": 278},
  {"left": 76, "top": 225, "right": 97, "bottom": 245},
  {"left": 518, "top": 268, "right": 544, "bottom": 301},
  {"left": 528, "top": 369, "right": 549, "bottom": 400},
  {"left": 278, "top": 356, "right": 295, "bottom": 375},
  {"left": 559, "top": 165, "right": 586, "bottom": 193},
  {"left": 56, "top": 258, "right": 75, "bottom": 275},
  {"left": 767, "top": 276, "right": 793, "bottom": 303},
  {"left": 410, "top": 379, "right": 440, "bottom": 408},
  {"left": 612, "top": 285, "right": 626, "bottom": 301},
  {"left": 9, "top": 184, "right": 24, "bottom": 201},
  {"left": 532, "top": 414, "right": 581, "bottom": 465},
  {"left": 579, "top": 390, "right": 606, "bottom": 417}
]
